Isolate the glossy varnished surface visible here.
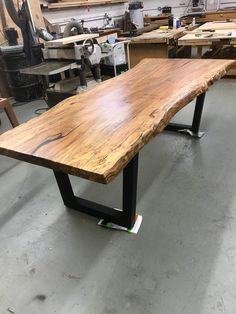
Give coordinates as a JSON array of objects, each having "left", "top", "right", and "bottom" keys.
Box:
[{"left": 0, "top": 59, "right": 234, "bottom": 183}]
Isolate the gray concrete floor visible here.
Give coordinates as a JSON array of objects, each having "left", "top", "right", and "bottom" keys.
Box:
[{"left": 0, "top": 79, "right": 236, "bottom": 314}]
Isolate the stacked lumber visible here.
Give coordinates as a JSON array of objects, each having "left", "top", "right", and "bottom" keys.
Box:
[
  {"left": 182, "top": 10, "right": 236, "bottom": 24},
  {"left": 46, "top": 0, "right": 128, "bottom": 9}
]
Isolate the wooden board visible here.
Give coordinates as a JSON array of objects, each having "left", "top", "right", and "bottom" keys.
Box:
[
  {"left": 129, "top": 44, "right": 168, "bottom": 68},
  {"left": 0, "top": 15, "right": 6, "bottom": 45},
  {"left": 182, "top": 10, "right": 236, "bottom": 24},
  {"left": 28, "top": 0, "right": 46, "bottom": 29},
  {"left": 198, "top": 21, "right": 236, "bottom": 30},
  {"left": 45, "top": 33, "right": 99, "bottom": 47},
  {"left": 0, "top": 59, "right": 234, "bottom": 184},
  {"left": 143, "top": 14, "right": 170, "bottom": 28},
  {"left": 47, "top": 0, "right": 128, "bottom": 9},
  {"left": 144, "top": 14, "right": 171, "bottom": 24},
  {"left": 0, "top": 0, "right": 6, "bottom": 45}
]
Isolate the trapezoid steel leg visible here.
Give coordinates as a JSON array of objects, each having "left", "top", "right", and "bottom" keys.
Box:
[
  {"left": 53, "top": 153, "right": 139, "bottom": 229},
  {"left": 191, "top": 92, "right": 205, "bottom": 135},
  {"left": 165, "top": 92, "right": 206, "bottom": 138}
]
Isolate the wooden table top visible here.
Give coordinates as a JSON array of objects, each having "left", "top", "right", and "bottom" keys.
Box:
[{"left": 0, "top": 59, "right": 234, "bottom": 184}]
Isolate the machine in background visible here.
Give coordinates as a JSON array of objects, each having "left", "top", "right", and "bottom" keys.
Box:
[
  {"left": 3, "top": 0, "right": 128, "bottom": 106},
  {"left": 100, "top": 40, "right": 128, "bottom": 77},
  {"left": 21, "top": 34, "right": 129, "bottom": 107},
  {"left": 21, "top": 35, "right": 101, "bottom": 107},
  {"left": 187, "top": 0, "right": 206, "bottom": 13}
]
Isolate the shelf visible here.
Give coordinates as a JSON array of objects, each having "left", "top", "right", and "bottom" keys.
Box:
[{"left": 46, "top": 0, "right": 128, "bottom": 9}]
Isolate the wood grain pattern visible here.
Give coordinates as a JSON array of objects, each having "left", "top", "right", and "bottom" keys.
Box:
[
  {"left": 28, "top": 0, "right": 46, "bottom": 29},
  {"left": 129, "top": 44, "right": 168, "bottom": 68},
  {"left": 0, "top": 59, "right": 234, "bottom": 184}
]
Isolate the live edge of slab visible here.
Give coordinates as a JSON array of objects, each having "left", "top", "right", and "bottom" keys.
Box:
[{"left": 0, "top": 59, "right": 235, "bottom": 184}]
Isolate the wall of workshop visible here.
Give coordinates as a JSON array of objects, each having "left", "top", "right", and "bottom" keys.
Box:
[
  {"left": 142, "top": 0, "right": 189, "bottom": 18},
  {"left": 142, "top": 0, "right": 236, "bottom": 18},
  {"left": 42, "top": 1, "right": 187, "bottom": 31},
  {"left": 42, "top": 0, "right": 236, "bottom": 31}
]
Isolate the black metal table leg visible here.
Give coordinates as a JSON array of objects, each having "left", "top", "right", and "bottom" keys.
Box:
[
  {"left": 123, "top": 154, "right": 139, "bottom": 229},
  {"left": 54, "top": 170, "right": 76, "bottom": 208},
  {"left": 165, "top": 92, "right": 206, "bottom": 138},
  {"left": 191, "top": 92, "right": 205, "bottom": 134},
  {"left": 53, "top": 153, "right": 139, "bottom": 229}
]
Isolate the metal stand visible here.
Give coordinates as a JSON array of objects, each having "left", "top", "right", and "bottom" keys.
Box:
[
  {"left": 165, "top": 92, "right": 206, "bottom": 138},
  {"left": 54, "top": 154, "right": 139, "bottom": 229}
]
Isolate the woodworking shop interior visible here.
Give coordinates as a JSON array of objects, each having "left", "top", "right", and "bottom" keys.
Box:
[{"left": 1, "top": 0, "right": 236, "bottom": 313}]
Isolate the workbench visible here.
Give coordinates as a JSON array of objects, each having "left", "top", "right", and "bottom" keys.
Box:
[
  {"left": 0, "top": 59, "right": 234, "bottom": 230},
  {"left": 129, "top": 27, "right": 193, "bottom": 68},
  {"left": 178, "top": 21, "right": 236, "bottom": 53},
  {"left": 178, "top": 29, "right": 236, "bottom": 52},
  {"left": 198, "top": 21, "right": 236, "bottom": 31},
  {"left": 178, "top": 21, "right": 236, "bottom": 75}
]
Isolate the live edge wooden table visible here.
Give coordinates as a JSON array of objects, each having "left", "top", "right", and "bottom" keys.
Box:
[{"left": 0, "top": 59, "right": 234, "bottom": 230}]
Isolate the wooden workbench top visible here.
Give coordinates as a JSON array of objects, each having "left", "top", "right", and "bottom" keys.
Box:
[
  {"left": 131, "top": 27, "right": 188, "bottom": 44},
  {"left": 198, "top": 21, "right": 236, "bottom": 30},
  {"left": 178, "top": 29, "right": 236, "bottom": 46},
  {"left": 0, "top": 59, "right": 234, "bottom": 183},
  {"left": 178, "top": 21, "right": 236, "bottom": 46}
]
